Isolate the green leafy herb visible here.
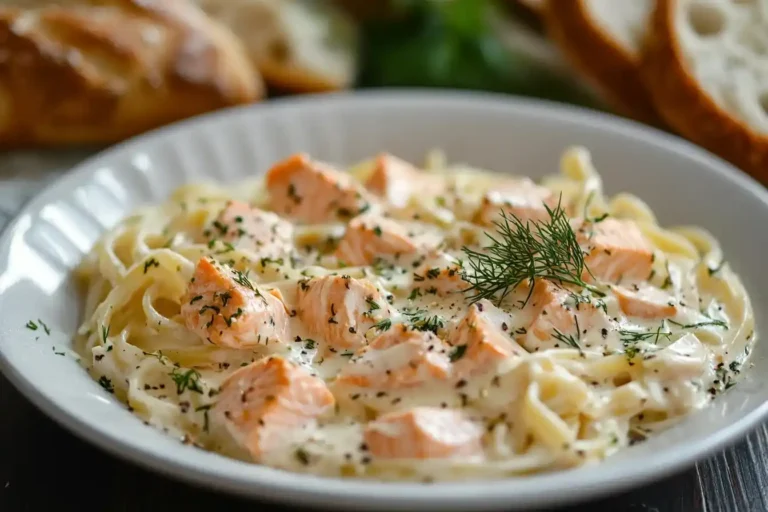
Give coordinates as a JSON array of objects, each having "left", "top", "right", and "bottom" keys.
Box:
[
  {"left": 231, "top": 269, "right": 254, "bottom": 291},
  {"left": 552, "top": 328, "right": 581, "bottom": 353},
  {"left": 371, "top": 318, "right": 392, "bottom": 333},
  {"left": 461, "top": 198, "right": 602, "bottom": 307},
  {"left": 170, "top": 368, "right": 204, "bottom": 395},
  {"left": 25, "top": 320, "right": 38, "bottom": 331},
  {"left": 195, "top": 404, "right": 212, "bottom": 433},
  {"left": 143, "top": 258, "right": 160, "bottom": 274},
  {"left": 98, "top": 376, "right": 114, "bottom": 394},
  {"left": 403, "top": 308, "right": 445, "bottom": 334},
  {"left": 449, "top": 344, "right": 467, "bottom": 362},
  {"left": 304, "top": 339, "right": 316, "bottom": 350},
  {"left": 366, "top": 298, "right": 380, "bottom": 311},
  {"left": 101, "top": 324, "right": 110, "bottom": 343},
  {"left": 38, "top": 319, "right": 51, "bottom": 335},
  {"left": 668, "top": 319, "right": 728, "bottom": 330}
]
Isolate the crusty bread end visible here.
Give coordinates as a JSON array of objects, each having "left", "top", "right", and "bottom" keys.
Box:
[
  {"left": 544, "top": 0, "right": 660, "bottom": 125},
  {"left": 642, "top": 0, "right": 768, "bottom": 181}
]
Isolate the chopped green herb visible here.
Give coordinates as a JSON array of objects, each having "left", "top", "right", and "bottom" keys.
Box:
[
  {"left": 552, "top": 328, "right": 582, "bottom": 353},
  {"left": 402, "top": 308, "right": 445, "bottom": 334},
  {"left": 143, "top": 258, "right": 160, "bottom": 274},
  {"left": 371, "top": 318, "right": 392, "bottom": 332},
  {"left": 25, "top": 320, "right": 38, "bottom": 331},
  {"left": 449, "top": 344, "right": 467, "bottom": 362},
  {"left": 170, "top": 368, "right": 204, "bottom": 394},
  {"left": 304, "top": 339, "right": 316, "bottom": 350},
  {"left": 98, "top": 376, "right": 114, "bottom": 394},
  {"left": 101, "top": 324, "right": 110, "bottom": 344}
]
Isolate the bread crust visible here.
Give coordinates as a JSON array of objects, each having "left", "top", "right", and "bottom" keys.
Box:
[
  {"left": 0, "top": 0, "right": 263, "bottom": 148},
  {"left": 196, "top": 0, "right": 357, "bottom": 94},
  {"left": 641, "top": 0, "right": 768, "bottom": 181},
  {"left": 543, "top": 0, "right": 661, "bottom": 125}
]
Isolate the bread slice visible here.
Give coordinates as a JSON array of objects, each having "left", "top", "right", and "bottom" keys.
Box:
[
  {"left": 195, "top": 0, "right": 358, "bottom": 93},
  {"left": 642, "top": 0, "right": 768, "bottom": 180},
  {"left": 543, "top": 0, "right": 659, "bottom": 124},
  {"left": 0, "top": 0, "right": 262, "bottom": 148}
]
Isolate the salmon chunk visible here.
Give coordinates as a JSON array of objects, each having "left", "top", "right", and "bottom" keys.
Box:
[
  {"left": 448, "top": 299, "right": 528, "bottom": 376},
  {"left": 181, "top": 258, "right": 288, "bottom": 348},
  {"left": 334, "top": 213, "right": 443, "bottom": 266},
  {"left": 364, "top": 407, "right": 484, "bottom": 460},
  {"left": 265, "top": 153, "right": 373, "bottom": 223},
  {"left": 524, "top": 280, "right": 609, "bottom": 350},
  {"left": 474, "top": 178, "right": 557, "bottom": 227},
  {"left": 207, "top": 200, "right": 293, "bottom": 258},
  {"left": 335, "top": 324, "right": 452, "bottom": 389},
  {"left": 364, "top": 153, "right": 444, "bottom": 209},
  {"left": 296, "top": 275, "right": 393, "bottom": 351},
  {"left": 576, "top": 218, "right": 654, "bottom": 283},
  {"left": 613, "top": 284, "right": 677, "bottom": 319},
  {"left": 212, "top": 357, "right": 335, "bottom": 460}
]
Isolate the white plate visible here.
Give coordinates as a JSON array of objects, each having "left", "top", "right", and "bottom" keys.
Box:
[{"left": 1, "top": 91, "right": 767, "bottom": 511}]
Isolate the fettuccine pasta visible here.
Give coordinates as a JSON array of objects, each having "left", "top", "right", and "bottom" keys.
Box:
[{"left": 74, "top": 146, "right": 755, "bottom": 481}]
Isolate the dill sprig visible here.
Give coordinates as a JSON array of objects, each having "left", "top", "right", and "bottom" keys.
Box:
[
  {"left": 552, "top": 328, "right": 581, "bottom": 352},
  {"left": 170, "top": 368, "right": 204, "bottom": 395},
  {"left": 402, "top": 308, "right": 445, "bottom": 334},
  {"left": 461, "top": 198, "right": 602, "bottom": 307}
]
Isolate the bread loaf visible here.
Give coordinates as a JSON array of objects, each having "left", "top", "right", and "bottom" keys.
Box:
[
  {"left": 194, "top": 0, "right": 358, "bottom": 93},
  {"left": 0, "top": 0, "right": 263, "bottom": 147},
  {"left": 544, "top": 0, "right": 659, "bottom": 124},
  {"left": 642, "top": 0, "right": 768, "bottom": 180}
]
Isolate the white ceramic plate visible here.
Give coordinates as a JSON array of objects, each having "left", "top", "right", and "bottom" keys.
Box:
[{"left": 1, "top": 91, "right": 767, "bottom": 511}]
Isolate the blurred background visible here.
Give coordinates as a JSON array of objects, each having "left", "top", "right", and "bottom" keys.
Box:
[{"left": 0, "top": 0, "right": 764, "bottom": 185}]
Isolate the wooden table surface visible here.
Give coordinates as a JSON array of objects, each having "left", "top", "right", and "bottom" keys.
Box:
[{"left": 1, "top": 152, "right": 767, "bottom": 512}]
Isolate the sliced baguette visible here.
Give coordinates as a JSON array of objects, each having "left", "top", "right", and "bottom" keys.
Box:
[
  {"left": 195, "top": 0, "right": 358, "bottom": 93},
  {"left": 543, "top": 0, "right": 659, "bottom": 124},
  {"left": 642, "top": 0, "right": 768, "bottom": 180}
]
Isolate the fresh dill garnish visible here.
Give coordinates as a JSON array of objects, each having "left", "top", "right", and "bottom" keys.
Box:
[
  {"left": 407, "top": 288, "right": 422, "bottom": 301},
  {"left": 231, "top": 268, "right": 255, "bottom": 291},
  {"left": 366, "top": 298, "right": 380, "bottom": 311},
  {"left": 402, "top": 308, "right": 445, "bottom": 334},
  {"left": 170, "top": 368, "right": 204, "bottom": 394},
  {"left": 619, "top": 322, "right": 671, "bottom": 359},
  {"left": 461, "top": 198, "right": 602, "bottom": 307},
  {"left": 426, "top": 268, "right": 441, "bottom": 279},
  {"left": 143, "top": 258, "right": 160, "bottom": 274},
  {"left": 101, "top": 324, "right": 110, "bottom": 343},
  {"left": 98, "top": 376, "right": 114, "bottom": 394},
  {"left": 449, "top": 344, "right": 467, "bottom": 362},
  {"left": 552, "top": 328, "right": 582, "bottom": 353},
  {"left": 304, "top": 339, "right": 316, "bottom": 350},
  {"left": 583, "top": 191, "right": 609, "bottom": 223},
  {"left": 38, "top": 319, "right": 51, "bottom": 335},
  {"left": 618, "top": 323, "right": 672, "bottom": 344},
  {"left": 25, "top": 320, "right": 38, "bottom": 331},
  {"left": 371, "top": 318, "right": 392, "bottom": 332},
  {"left": 668, "top": 319, "right": 728, "bottom": 330},
  {"left": 195, "top": 404, "right": 212, "bottom": 432}
]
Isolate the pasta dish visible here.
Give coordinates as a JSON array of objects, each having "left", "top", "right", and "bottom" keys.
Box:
[{"left": 75, "top": 146, "right": 755, "bottom": 481}]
